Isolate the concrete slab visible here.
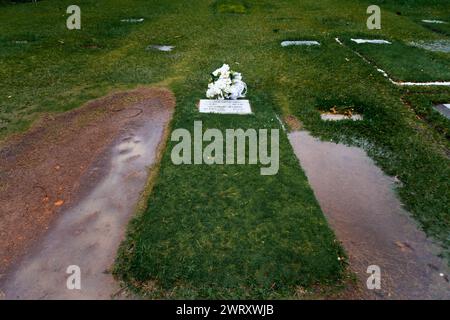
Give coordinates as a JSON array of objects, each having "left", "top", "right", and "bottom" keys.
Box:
[
  {"left": 199, "top": 99, "right": 252, "bottom": 114},
  {"left": 0, "top": 88, "right": 175, "bottom": 299},
  {"left": 281, "top": 40, "right": 320, "bottom": 47},
  {"left": 351, "top": 39, "right": 391, "bottom": 44},
  {"left": 433, "top": 104, "right": 450, "bottom": 119}
]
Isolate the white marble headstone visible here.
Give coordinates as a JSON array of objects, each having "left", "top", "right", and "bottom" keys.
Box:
[{"left": 199, "top": 99, "right": 252, "bottom": 114}]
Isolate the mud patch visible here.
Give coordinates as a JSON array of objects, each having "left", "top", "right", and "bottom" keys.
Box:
[
  {"left": 288, "top": 131, "right": 450, "bottom": 299},
  {"left": 0, "top": 87, "right": 175, "bottom": 298},
  {"left": 320, "top": 113, "right": 363, "bottom": 121},
  {"left": 350, "top": 39, "right": 391, "bottom": 44}
]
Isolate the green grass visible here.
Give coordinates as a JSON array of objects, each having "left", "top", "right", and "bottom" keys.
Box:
[
  {"left": 0, "top": 0, "right": 449, "bottom": 298},
  {"left": 214, "top": 0, "right": 248, "bottom": 14},
  {"left": 117, "top": 96, "right": 346, "bottom": 298},
  {"left": 345, "top": 39, "right": 450, "bottom": 82},
  {"left": 403, "top": 92, "right": 450, "bottom": 140}
]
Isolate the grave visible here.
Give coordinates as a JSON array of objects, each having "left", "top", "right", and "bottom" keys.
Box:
[
  {"left": 288, "top": 130, "right": 450, "bottom": 299},
  {"left": 146, "top": 45, "right": 175, "bottom": 52},
  {"left": 433, "top": 104, "right": 450, "bottom": 119},
  {"left": 281, "top": 40, "right": 320, "bottom": 47},
  {"left": 199, "top": 99, "right": 252, "bottom": 114},
  {"left": 350, "top": 39, "right": 391, "bottom": 44}
]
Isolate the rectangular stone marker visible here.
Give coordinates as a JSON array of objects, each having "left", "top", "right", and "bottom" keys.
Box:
[
  {"left": 351, "top": 39, "right": 391, "bottom": 44},
  {"left": 433, "top": 104, "right": 450, "bottom": 119},
  {"left": 422, "top": 19, "right": 447, "bottom": 24},
  {"left": 121, "top": 18, "right": 144, "bottom": 23},
  {"left": 199, "top": 99, "right": 252, "bottom": 114}
]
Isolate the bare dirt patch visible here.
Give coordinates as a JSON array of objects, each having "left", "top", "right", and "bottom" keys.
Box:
[{"left": 0, "top": 87, "right": 175, "bottom": 278}]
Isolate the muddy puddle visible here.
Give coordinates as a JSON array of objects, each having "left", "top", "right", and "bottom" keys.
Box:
[
  {"left": 0, "top": 87, "right": 175, "bottom": 299},
  {"left": 288, "top": 131, "right": 450, "bottom": 299}
]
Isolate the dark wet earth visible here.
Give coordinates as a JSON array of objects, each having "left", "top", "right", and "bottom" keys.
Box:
[
  {"left": 0, "top": 87, "right": 174, "bottom": 299},
  {"left": 289, "top": 131, "right": 450, "bottom": 299}
]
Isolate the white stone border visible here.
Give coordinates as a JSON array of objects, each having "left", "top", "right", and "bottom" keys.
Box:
[{"left": 335, "top": 38, "right": 450, "bottom": 86}]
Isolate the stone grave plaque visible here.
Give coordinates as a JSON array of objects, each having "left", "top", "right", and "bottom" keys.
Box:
[
  {"left": 434, "top": 104, "right": 450, "bottom": 119},
  {"left": 199, "top": 99, "right": 252, "bottom": 114}
]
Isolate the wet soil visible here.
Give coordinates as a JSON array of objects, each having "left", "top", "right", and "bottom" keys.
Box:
[{"left": 0, "top": 87, "right": 175, "bottom": 299}]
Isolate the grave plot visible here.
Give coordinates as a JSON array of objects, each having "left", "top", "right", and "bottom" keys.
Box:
[
  {"left": 213, "top": 0, "right": 248, "bottom": 14},
  {"left": 121, "top": 18, "right": 145, "bottom": 23},
  {"left": 402, "top": 93, "right": 450, "bottom": 140},
  {"left": 421, "top": 19, "right": 450, "bottom": 36},
  {"left": 281, "top": 40, "right": 320, "bottom": 47},
  {"left": 409, "top": 40, "right": 450, "bottom": 53},
  {"left": 0, "top": 87, "right": 175, "bottom": 299},
  {"left": 344, "top": 38, "right": 450, "bottom": 83}
]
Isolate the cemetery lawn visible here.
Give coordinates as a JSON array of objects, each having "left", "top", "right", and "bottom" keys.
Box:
[
  {"left": 0, "top": 0, "right": 449, "bottom": 298},
  {"left": 345, "top": 39, "right": 450, "bottom": 82}
]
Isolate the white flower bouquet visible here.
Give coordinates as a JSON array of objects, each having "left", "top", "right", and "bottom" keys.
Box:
[{"left": 206, "top": 64, "right": 247, "bottom": 100}]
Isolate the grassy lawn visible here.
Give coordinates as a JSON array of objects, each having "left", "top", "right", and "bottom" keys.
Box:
[
  {"left": 0, "top": 0, "right": 449, "bottom": 298},
  {"left": 344, "top": 39, "right": 450, "bottom": 82}
]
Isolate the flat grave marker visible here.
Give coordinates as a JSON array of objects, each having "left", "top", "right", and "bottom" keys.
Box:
[
  {"left": 409, "top": 40, "right": 450, "bottom": 53},
  {"left": 199, "top": 99, "right": 252, "bottom": 114},
  {"left": 320, "top": 113, "right": 363, "bottom": 121}
]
